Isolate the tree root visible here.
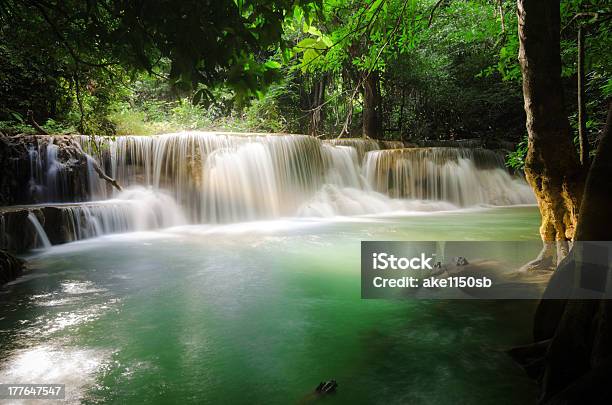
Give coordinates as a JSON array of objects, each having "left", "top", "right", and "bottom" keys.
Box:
[{"left": 519, "top": 242, "right": 557, "bottom": 272}]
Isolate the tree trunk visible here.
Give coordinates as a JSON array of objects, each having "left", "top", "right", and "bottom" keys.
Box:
[
  {"left": 517, "top": 0, "right": 584, "bottom": 246},
  {"left": 577, "top": 26, "right": 589, "bottom": 166},
  {"left": 309, "top": 76, "right": 327, "bottom": 136},
  {"left": 362, "top": 71, "right": 383, "bottom": 138},
  {"left": 574, "top": 102, "right": 612, "bottom": 241},
  {"left": 532, "top": 102, "right": 612, "bottom": 403}
]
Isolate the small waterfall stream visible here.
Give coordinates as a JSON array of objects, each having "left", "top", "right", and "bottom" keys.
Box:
[
  {"left": 27, "top": 212, "right": 51, "bottom": 249},
  {"left": 3, "top": 132, "right": 536, "bottom": 249}
]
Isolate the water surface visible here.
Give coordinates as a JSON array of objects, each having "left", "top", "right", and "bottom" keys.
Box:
[{"left": 0, "top": 206, "right": 540, "bottom": 404}]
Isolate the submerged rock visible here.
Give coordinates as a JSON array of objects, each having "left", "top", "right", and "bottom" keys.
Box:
[{"left": 315, "top": 380, "right": 338, "bottom": 394}]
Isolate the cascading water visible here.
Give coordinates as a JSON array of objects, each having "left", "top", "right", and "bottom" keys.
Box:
[
  {"left": 0, "top": 187, "right": 186, "bottom": 251},
  {"left": 27, "top": 139, "right": 68, "bottom": 202},
  {"left": 59, "top": 187, "right": 187, "bottom": 240},
  {"left": 11, "top": 132, "right": 535, "bottom": 248},
  {"left": 27, "top": 212, "right": 51, "bottom": 249},
  {"left": 363, "top": 148, "right": 535, "bottom": 206},
  {"left": 77, "top": 132, "right": 533, "bottom": 221}
]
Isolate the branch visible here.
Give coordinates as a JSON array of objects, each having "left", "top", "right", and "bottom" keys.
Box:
[
  {"left": 69, "top": 138, "right": 123, "bottom": 191},
  {"left": 428, "top": 0, "right": 446, "bottom": 27},
  {"left": 29, "top": 1, "right": 115, "bottom": 69},
  {"left": 561, "top": 11, "right": 607, "bottom": 33},
  {"left": 26, "top": 110, "right": 49, "bottom": 135},
  {"left": 336, "top": 0, "right": 410, "bottom": 139},
  {"left": 296, "top": 0, "right": 388, "bottom": 72},
  {"left": 91, "top": 159, "right": 122, "bottom": 191},
  {"left": 73, "top": 74, "right": 86, "bottom": 133},
  {"left": 497, "top": 0, "right": 506, "bottom": 37}
]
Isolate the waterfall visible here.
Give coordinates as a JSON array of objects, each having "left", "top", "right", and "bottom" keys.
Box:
[
  {"left": 26, "top": 137, "right": 87, "bottom": 203},
  {"left": 1, "top": 188, "right": 186, "bottom": 251},
  {"left": 79, "top": 133, "right": 330, "bottom": 222},
  {"left": 27, "top": 212, "right": 51, "bottom": 249},
  {"left": 321, "top": 144, "right": 363, "bottom": 188},
  {"left": 77, "top": 132, "right": 534, "bottom": 222},
  {"left": 12, "top": 132, "right": 535, "bottom": 244},
  {"left": 325, "top": 138, "right": 381, "bottom": 160},
  {"left": 362, "top": 148, "right": 535, "bottom": 206},
  {"left": 85, "top": 133, "right": 535, "bottom": 218},
  {"left": 59, "top": 187, "right": 187, "bottom": 240}
]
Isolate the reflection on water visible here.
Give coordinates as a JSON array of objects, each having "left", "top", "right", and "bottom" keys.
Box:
[{"left": 0, "top": 207, "right": 540, "bottom": 404}]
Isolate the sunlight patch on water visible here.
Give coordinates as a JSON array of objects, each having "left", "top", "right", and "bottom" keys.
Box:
[
  {"left": 21, "top": 299, "right": 119, "bottom": 338},
  {"left": 0, "top": 345, "right": 110, "bottom": 404},
  {"left": 61, "top": 280, "right": 107, "bottom": 295}
]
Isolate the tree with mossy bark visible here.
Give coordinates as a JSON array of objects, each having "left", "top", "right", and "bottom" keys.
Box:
[{"left": 517, "top": 0, "right": 585, "bottom": 266}]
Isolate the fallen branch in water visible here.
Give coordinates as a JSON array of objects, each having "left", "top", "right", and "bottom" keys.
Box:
[
  {"left": 69, "top": 138, "right": 122, "bottom": 192},
  {"left": 91, "top": 159, "right": 122, "bottom": 191}
]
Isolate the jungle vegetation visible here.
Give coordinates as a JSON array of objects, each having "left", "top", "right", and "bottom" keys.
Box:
[{"left": 0, "top": 1, "right": 609, "bottom": 155}]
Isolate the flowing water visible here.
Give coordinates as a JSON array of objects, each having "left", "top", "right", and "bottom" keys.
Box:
[
  {"left": 1, "top": 133, "right": 541, "bottom": 404},
  {"left": 25, "top": 212, "right": 51, "bottom": 249},
  {"left": 0, "top": 207, "right": 540, "bottom": 404},
  {"left": 16, "top": 132, "right": 534, "bottom": 232}
]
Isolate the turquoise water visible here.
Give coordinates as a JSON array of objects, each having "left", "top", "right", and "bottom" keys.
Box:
[{"left": 0, "top": 206, "right": 540, "bottom": 404}]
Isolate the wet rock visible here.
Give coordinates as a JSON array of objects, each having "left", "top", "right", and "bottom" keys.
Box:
[
  {"left": 454, "top": 256, "right": 469, "bottom": 266},
  {"left": 0, "top": 205, "right": 77, "bottom": 252},
  {"left": 0, "top": 208, "right": 38, "bottom": 252},
  {"left": 543, "top": 358, "right": 612, "bottom": 404},
  {"left": 0, "top": 249, "right": 25, "bottom": 286},
  {"left": 507, "top": 339, "right": 550, "bottom": 380},
  {"left": 0, "top": 135, "right": 32, "bottom": 205},
  {"left": 0, "top": 134, "right": 92, "bottom": 205}
]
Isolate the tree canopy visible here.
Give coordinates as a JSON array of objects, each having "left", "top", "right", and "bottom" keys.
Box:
[{"left": 0, "top": 0, "right": 610, "bottom": 154}]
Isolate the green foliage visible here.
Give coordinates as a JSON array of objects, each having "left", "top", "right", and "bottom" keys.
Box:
[
  {"left": 488, "top": 0, "right": 611, "bottom": 151},
  {"left": 0, "top": 0, "right": 609, "bottom": 150},
  {"left": 106, "top": 78, "right": 291, "bottom": 135},
  {"left": 506, "top": 135, "right": 528, "bottom": 171},
  {"left": 0, "top": 0, "right": 318, "bottom": 134}
]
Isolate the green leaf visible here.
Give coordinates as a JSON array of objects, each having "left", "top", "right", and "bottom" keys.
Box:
[
  {"left": 296, "top": 38, "right": 318, "bottom": 50},
  {"left": 307, "top": 26, "right": 322, "bottom": 37},
  {"left": 301, "top": 48, "right": 320, "bottom": 71},
  {"left": 264, "top": 60, "right": 281, "bottom": 69},
  {"left": 320, "top": 35, "right": 333, "bottom": 47}
]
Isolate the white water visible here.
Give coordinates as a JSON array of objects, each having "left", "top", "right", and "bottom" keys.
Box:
[
  {"left": 74, "top": 132, "right": 534, "bottom": 220},
  {"left": 298, "top": 185, "right": 459, "bottom": 217},
  {"left": 363, "top": 148, "right": 535, "bottom": 206},
  {"left": 27, "top": 138, "right": 69, "bottom": 202},
  {"left": 15, "top": 132, "right": 536, "bottom": 247},
  {"left": 59, "top": 187, "right": 187, "bottom": 241},
  {"left": 27, "top": 212, "right": 52, "bottom": 249}
]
